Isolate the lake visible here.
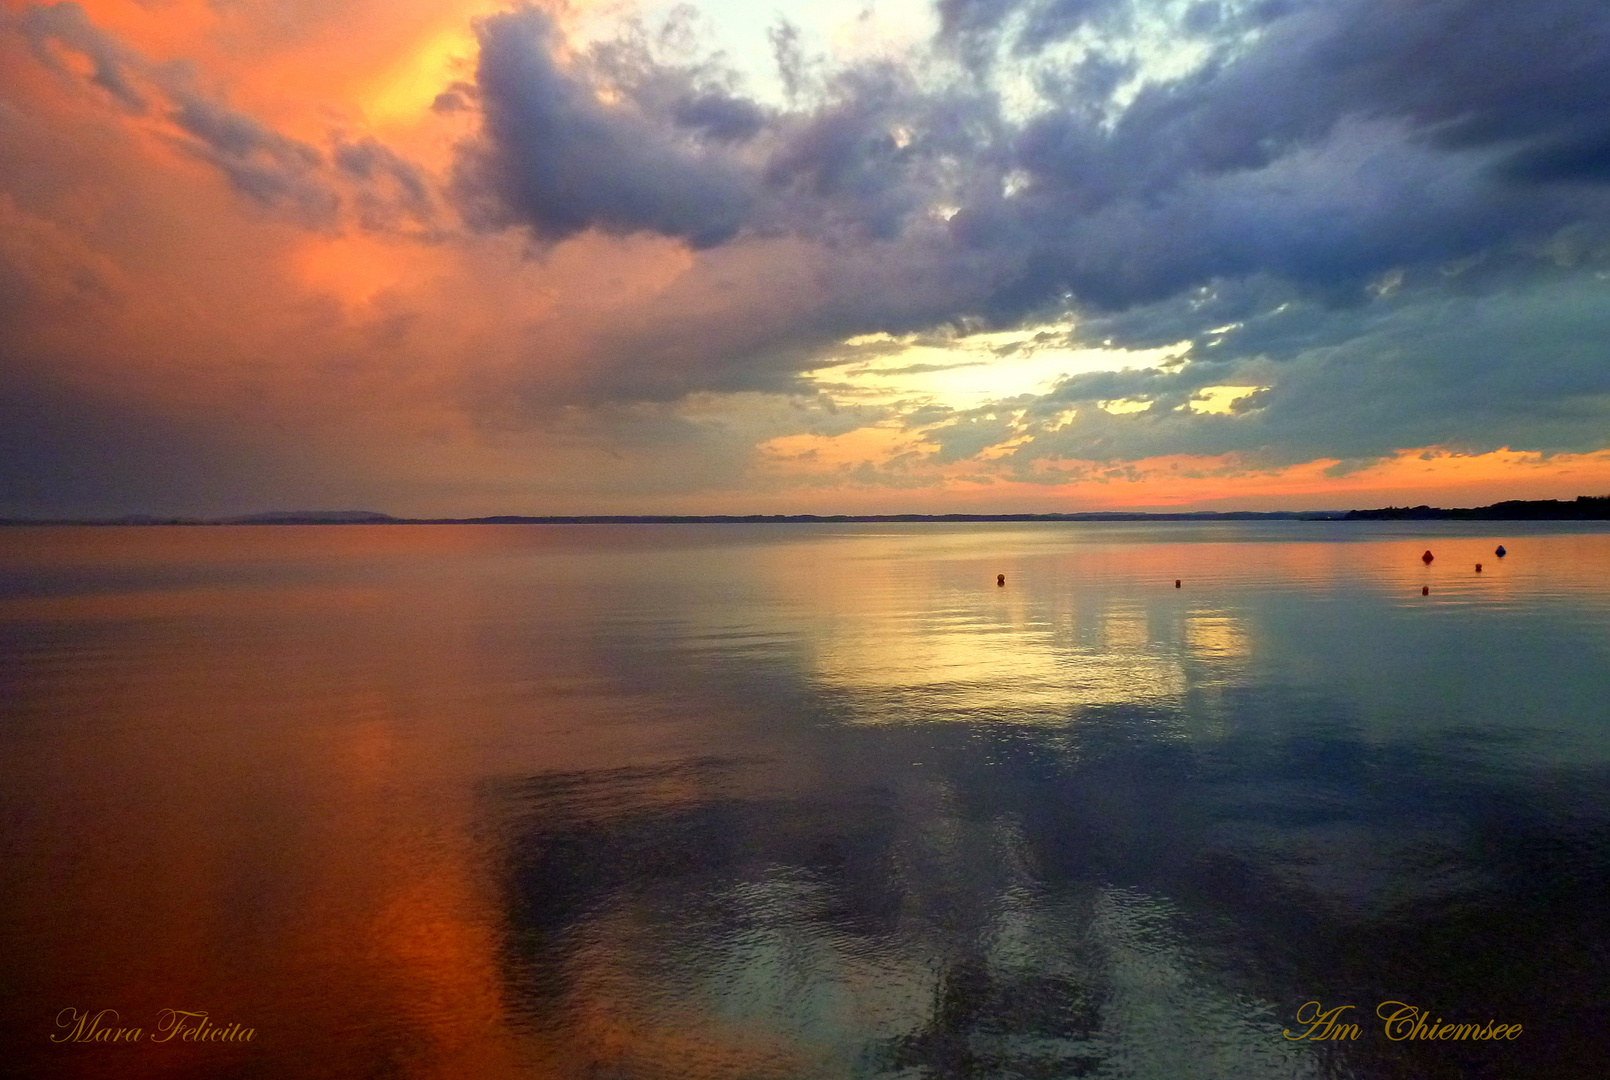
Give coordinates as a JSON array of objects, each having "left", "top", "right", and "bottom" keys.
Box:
[{"left": 3, "top": 521, "right": 1609, "bottom": 1079}]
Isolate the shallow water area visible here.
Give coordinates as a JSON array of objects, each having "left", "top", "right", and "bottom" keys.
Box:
[{"left": 3, "top": 520, "right": 1609, "bottom": 1079}]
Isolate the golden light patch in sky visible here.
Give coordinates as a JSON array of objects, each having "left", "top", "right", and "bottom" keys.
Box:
[
  {"left": 1097, "top": 398, "right": 1152, "bottom": 415},
  {"left": 244, "top": 3, "right": 481, "bottom": 139},
  {"left": 9, "top": 0, "right": 493, "bottom": 142},
  {"left": 808, "top": 324, "right": 1191, "bottom": 410},
  {"left": 360, "top": 22, "right": 480, "bottom": 127},
  {"left": 1187, "top": 386, "right": 1267, "bottom": 415}
]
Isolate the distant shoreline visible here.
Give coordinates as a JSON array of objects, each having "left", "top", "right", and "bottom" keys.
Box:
[{"left": 4, "top": 496, "right": 1608, "bottom": 526}]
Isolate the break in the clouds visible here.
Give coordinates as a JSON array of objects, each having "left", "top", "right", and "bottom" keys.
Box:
[{"left": 3, "top": 0, "right": 1610, "bottom": 516}]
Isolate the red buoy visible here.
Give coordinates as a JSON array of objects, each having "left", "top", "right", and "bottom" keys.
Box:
[
  {"left": 996, "top": 574, "right": 1005, "bottom": 587},
  {"left": 1422, "top": 586, "right": 1429, "bottom": 595},
  {"left": 1175, "top": 579, "right": 1181, "bottom": 588},
  {"left": 1421, "top": 550, "right": 1434, "bottom": 564},
  {"left": 1476, "top": 563, "right": 1483, "bottom": 572}
]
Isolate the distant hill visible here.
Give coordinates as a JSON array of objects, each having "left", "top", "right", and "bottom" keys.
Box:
[
  {"left": 220, "top": 510, "right": 399, "bottom": 525},
  {"left": 1346, "top": 495, "right": 1610, "bottom": 520}
]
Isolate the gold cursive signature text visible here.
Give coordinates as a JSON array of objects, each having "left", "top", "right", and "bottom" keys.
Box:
[
  {"left": 1376, "top": 1001, "right": 1520, "bottom": 1042},
  {"left": 1284, "top": 1001, "right": 1521, "bottom": 1043},
  {"left": 50, "top": 1008, "right": 255, "bottom": 1044},
  {"left": 1284, "top": 1001, "right": 1360, "bottom": 1040},
  {"left": 52, "top": 1009, "right": 142, "bottom": 1043}
]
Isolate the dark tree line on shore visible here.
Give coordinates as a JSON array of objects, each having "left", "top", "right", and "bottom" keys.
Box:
[{"left": 1346, "top": 495, "right": 1610, "bottom": 520}]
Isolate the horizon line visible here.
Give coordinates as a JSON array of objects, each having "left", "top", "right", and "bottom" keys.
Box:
[{"left": 4, "top": 494, "right": 1610, "bottom": 527}]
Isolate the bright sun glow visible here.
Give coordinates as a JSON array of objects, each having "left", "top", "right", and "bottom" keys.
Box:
[
  {"left": 1189, "top": 385, "right": 1268, "bottom": 415},
  {"left": 362, "top": 24, "right": 480, "bottom": 126},
  {"left": 807, "top": 324, "right": 1192, "bottom": 410}
]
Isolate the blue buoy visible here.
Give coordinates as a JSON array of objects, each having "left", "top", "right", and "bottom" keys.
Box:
[{"left": 1495, "top": 545, "right": 1506, "bottom": 557}]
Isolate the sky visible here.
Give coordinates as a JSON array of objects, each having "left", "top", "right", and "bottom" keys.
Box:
[{"left": 3, "top": 0, "right": 1610, "bottom": 517}]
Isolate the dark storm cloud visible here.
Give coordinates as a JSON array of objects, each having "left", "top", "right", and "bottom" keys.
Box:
[
  {"left": 1500, "top": 128, "right": 1610, "bottom": 186},
  {"left": 669, "top": 91, "right": 766, "bottom": 143},
  {"left": 451, "top": 6, "right": 756, "bottom": 247},
  {"left": 762, "top": 69, "right": 928, "bottom": 241},
  {"left": 453, "top": 0, "right": 1610, "bottom": 325},
  {"left": 452, "top": 6, "right": 1010, "bottom": 250},
  {"left": 965, "top": 0, "right": 1610, "bottom": 314}
]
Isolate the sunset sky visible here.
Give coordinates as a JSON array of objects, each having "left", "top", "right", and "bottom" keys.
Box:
[{"left": 4, "top": 0, "right": 1610, "bottom": 516}]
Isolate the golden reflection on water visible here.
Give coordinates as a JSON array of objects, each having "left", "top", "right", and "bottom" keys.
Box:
[
  {"left": 741, "top": 530, "right": 1269, "bottom": 720},
  {"left": 1184, "top": 614, "right": 1251, "bottom": 660}
]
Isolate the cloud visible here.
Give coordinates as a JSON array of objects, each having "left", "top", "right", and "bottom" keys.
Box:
[
  {"left": 333, "top": 136, "right": 437, "bottom": 232},
  {"left": 669, "top": 90, "right": 766, "bottom": 143},
  {"left": 446, "top": 0, "right": 1610, "bottom": 343},
  {"left": 167, "top": 89, "right": 341, "bottom": 225},
  {"left": 12, "top": 2, "right": 434, "bottom": 233},
  {"left": 6, "top": 0, "right": 1610, "bottom": 515},
  {"left": 960, "top": 0, "right": 1610, "bottom": 314},
  {"left": 451, "top": 6, "right": 756, "bottom": 247},
  {"left": 18, "top": 0, "right": 147, "bottom": 112},
  {"left": 956, "top": 268, "right": 1610, "bottom": 473}
]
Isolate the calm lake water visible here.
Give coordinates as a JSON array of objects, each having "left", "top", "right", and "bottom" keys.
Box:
[{"left": 3, "top": 522, "right": 1609, "bottom": 1079}]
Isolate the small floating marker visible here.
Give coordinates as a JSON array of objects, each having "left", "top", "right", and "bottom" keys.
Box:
[
  {"left": 1422, "top": 586, "right": 1430, "bottom": 595},
  {"left": 1421, "top": 550, "right": 1435, "bottom": 564},
  {"left": 1495, "top": 545, "right": 1507, "bottom": 557},
  {"left": 996, "top": 574, "right": 1005, "bottom": 587},
  {"left": 1476, "top": 563, "right": 1483, "bottom": 572},
  {"left": 1175, "top": 579, "right": 1182, "bottom": 588}
]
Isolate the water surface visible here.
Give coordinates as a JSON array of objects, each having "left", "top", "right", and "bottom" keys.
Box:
[{"left": 3, "top": 522, "right": 1609, "bottom": 1079}]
